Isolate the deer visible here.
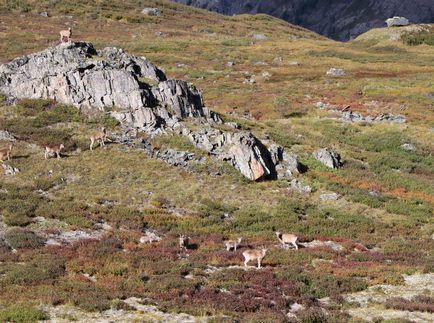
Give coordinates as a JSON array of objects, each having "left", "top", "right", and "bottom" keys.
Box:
[
  {"left": 0, "top": 144, "right": 13, "bottom": 162},
  {"left": 179, "top": 235, "right": 189, "bottom": 251},
  {"left": 275, "top": 231, "right": 299, "bottom": 250},
  {"left": 224, "top": 237, "right": 242, "bottom": 251},
  {"left": 90, "top": 127, "right": 108, "bottom": 151},
  {"left": 242, "top": 247, "right": 268, "bottom": 269},
  {"left": 45, "top": 144, "right": 64, "bottom": 159},
  {"left": 60, "top": 27, "right": 72, "bottom": 42}
]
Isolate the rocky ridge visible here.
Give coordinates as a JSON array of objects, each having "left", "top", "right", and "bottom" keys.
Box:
[{"left": 0, "top": 42, "right": 300, "bottom": 181}]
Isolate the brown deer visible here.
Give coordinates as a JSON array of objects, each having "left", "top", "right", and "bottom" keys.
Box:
[
  {"left": 224, "top": 237, "right": 242, "bottom": 251},
  {"left": 0, "top": 144, "right": 13, "bottom": 162},
  {"left": 60, "top": 27, "right": 72, "bottom": 42},
  {"left": 90, "top": 127, "right": 108, "bottom": 151},
  {"left": 275, "top": 232, "right": 298, "bottom": 250},
  {"left": 242, "top": 247, "right": 268, "bottom": 269},
  {"left": 45, "top": 144, "right": 64, "bottom": 159}
]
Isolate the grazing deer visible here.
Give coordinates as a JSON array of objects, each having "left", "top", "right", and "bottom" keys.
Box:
[
  {"left": 45, "top": 144, "right": 64, "bottom": 159},
  {"left": 0, "top": 144, "right": 13, "bottom": 162},
  {"left": 224, "top": 237, "right": 242, "bottom": 251},
  {"left": 60, "top": 27, "right": 72, "bottom": 42},
  {"left": 179, "top": 235, "right": 189, "bottom": 251},
  {"left": 90, "top": 127, "right": 108, "bottom": 151},
  {"left": 242, "top": 247, "right": 268, "bottom": 269},
  {"left": 275, "top": 232, "right": 298, "bottom": 250}
]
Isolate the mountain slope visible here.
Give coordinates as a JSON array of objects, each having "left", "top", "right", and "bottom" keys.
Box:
[{"left": 173, "top": 0, "right": 434, "bottom": 40}]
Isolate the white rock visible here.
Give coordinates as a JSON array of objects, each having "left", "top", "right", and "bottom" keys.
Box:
[
  {"left": 326, "top": 68, "right": 346, "bottom": 77},
  {"left": 386, "top": 17, "right": 410, "bottom": 28},
  {"left": 141, "top": 7, "right": 161, "bottom": 16}
]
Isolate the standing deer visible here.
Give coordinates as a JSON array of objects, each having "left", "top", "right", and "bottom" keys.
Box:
[
  {"left": 0, "top": 144, "right": 13, "bottom": 162},
  {"left": 224, "top": 237, "right": 242, "bottom": 251},
  {"left": 60, "top": 27, "right": 72, "bottom": 42},
  {"left": 90, "top": 127, "right": 108, "bottom": 151},
  {"left": 45, "top": 144, "right": 64, "bottom": 159},
  {"left": 179, "top": 235, "right": 189, "bottom": 251},
  {"left": 275, "top": 232, "right": 299, "bottom": 250},
  {"left": 242, "top": 247, "right": 268, "bottom": 269}
]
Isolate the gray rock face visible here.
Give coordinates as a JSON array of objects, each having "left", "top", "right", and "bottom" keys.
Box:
[
  {"left": 173, "top": 0, "right": 434, "bottom": 41},
  {"left": 0, "top": 42, "right": 221, "bottom": 134},
  {"left": 269, "top": 144, "right": 301, "bottom": 178},
  {"left": 185, "top": 127, "right": 276, "bottom": 180},
  {"left": 313, "top": 148, "right": 343, "bottom": 169},
  {"left": 386, "top": 16, "right": 410, "bottom": 27}
]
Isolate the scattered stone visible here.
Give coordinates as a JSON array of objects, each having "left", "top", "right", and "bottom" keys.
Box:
[
  {"left": 141, "top": 7, "right": 161, "bottom": 16},
  {"left": 288, "top": 61, "right": 300, "bottom": 66},
  {"left": 0, "top": 130, "right": 15, "bottom": 141},
  {"left": 226, "top": 61, "right": 235, "bottom": 67},
  {"left": 261, "top": 71, "right": 272, "bottom": 79},
  {"left": 252, "top": 33, "right": 268, "bottom": 40},
  {"left": 2, "top": 164, "right": 19, "bottom": 175},
  {"left": 300, "top": 240, "right": 345, "bottom": 252},
  {"left": 243, "top": 75, "right": 256, "bottom": 84},
  {"left": 342, "top": 111, "right": 406, "bottom": 123},
  {"left": 386, "top": 16, "right": 410, "bottom": 27},
  {"left": 139, "top": 230, "right": 162, "bottom": 243},
  {"left": 320, "top": 193, "right": 339, "bottom": 200},
  {"left": 273, "top": 57, "right": 283, "bottom": 64},
  {"left": 313, "top": 148, "right": 343, "bottom": 169},
  {"left": 326, "top": 68, "right": 346, "bottom": 77},
  {"left": 289, "top": 179, "right": 312, "bottom": 193},
  {"left": 225, "top": 122, "right": 241, "bottom": 129},
  {"left": 401, "top": 143, "right": 416, "bottom": 151}
]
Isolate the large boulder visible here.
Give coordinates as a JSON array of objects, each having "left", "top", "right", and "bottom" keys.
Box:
[
  {"left": 313, "top": 148, "right": 343, "bottom": 169},
  {"left": 185, "top": 127, "right": 276, "bottom": 181},
  {"left": 386, "top": 17, "right": 410, "bottom": 27},
  {"left": 268, "top": 144, "right": 301, "bottom": 178},
  {"left": 0, "top": 42, "right": 219, "bottom": 133}
]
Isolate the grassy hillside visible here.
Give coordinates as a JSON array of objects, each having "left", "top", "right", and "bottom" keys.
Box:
[{"left": 0, "top": 1, "right": 433, "bottom": 321}]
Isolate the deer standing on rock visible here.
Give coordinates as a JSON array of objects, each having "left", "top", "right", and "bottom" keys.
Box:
[
  {"left": 0, "top": 144, "right": 13, "bottom": 162},
  {"left": 242, "top": 247, "right": 268, "bottom": 269},
  {"left": 275, "top": 232, "right": 299, "bottom": 250},
  {"left": 60, "top": 27, "right": 72, "bottom": 42},
  {"left": 90, "top": 128, "right": 108, "bottom": 151}
]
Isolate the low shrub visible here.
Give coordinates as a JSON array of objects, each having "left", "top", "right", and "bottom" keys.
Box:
[
  {"left": 0, "top": 304, "right": 47, "bottom": 322},
  {"left": 4, "top": 228, "right": 46, "bottom": 249},
  {"left": 385, "top": 295, "right": 434, "bottom": 313}
]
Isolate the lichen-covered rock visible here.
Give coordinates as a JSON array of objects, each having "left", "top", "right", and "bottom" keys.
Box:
[
  {"left": 0, "top": 42, "right": 220, "bottom": 134},
  {"left": 326, "top": 68, "right": 345, "bottom": 77},
  {"left": 186, "top": 127, "right": 276, "bottom": 181},
  {"left": 313, "top": 148, "right": 343, "bottom": 169},
  {"left": 269, "top": 144, "right": 301, "bottom": 177},
  {"left": 289, "top": 179, "right": 312, "bottom": 193}
]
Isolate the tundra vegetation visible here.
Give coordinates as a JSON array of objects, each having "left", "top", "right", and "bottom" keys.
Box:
[{"left": 0, "top": 0, "right": 433, "bottom": 322}]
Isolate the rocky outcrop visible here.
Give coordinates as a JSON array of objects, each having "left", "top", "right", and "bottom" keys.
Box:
[
  {"left": 386, "top": 16, "right": 410, "bottom": 27},
  {"left": 269, "top": 144, "right": 302, "bottom": 178},
  {"left": 313, "top": 148, "right": 343, "bottom": 169},
  {"left": 0, "top": 42, "right": 220, "bottom": 134},
  {"left": 342, "top": 111, "right": 406, "bottom": 123},
  {"left": 184, "top": 127, "right": 276, "bottom": 180}
]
